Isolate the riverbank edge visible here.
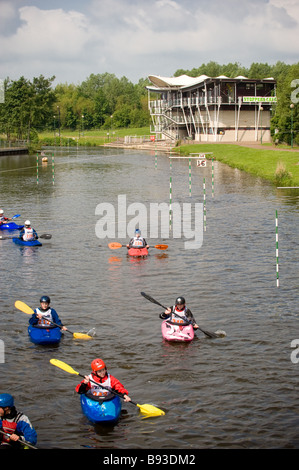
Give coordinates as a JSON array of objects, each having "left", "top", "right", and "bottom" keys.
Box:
[{"left": 103, "top": 140, "right": 299, "bottom": 187}]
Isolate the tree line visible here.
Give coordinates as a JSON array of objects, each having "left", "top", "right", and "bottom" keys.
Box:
[{"left": 0, "top": 61, "right": 298, "bottom": 145}]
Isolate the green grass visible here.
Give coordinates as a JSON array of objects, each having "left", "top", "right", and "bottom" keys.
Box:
[
  {"left": 177, "top": 143, "right": 299, "bottom": 187},
  {"left": 39, "top": 127, "right": 150, "bottom": 147}
]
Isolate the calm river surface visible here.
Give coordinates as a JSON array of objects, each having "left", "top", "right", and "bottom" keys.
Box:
[{"left": 0, "top": 146, "right": 298, "bottom": 450}]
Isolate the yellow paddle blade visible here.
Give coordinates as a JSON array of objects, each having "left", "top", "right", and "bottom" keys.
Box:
[
  {"left": 154, "top": 244, "right": 168, "bottom": 250},
  {"left": 50, "top": 359, "right": 80, "bottom": 376},
  {"left": 73, "top": 332, "right": 92, "bottom": 340},
  {"left": 137, "top": 403, "right": 165, "bottom": 417},
  {"left": 108, "top": 242, "right": 123, "bottom": 249},
  {"left": 15, "top": 300, "right": 34, "bottom": 315}
]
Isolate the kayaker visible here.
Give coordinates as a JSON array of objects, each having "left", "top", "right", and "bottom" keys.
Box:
[
  {"left": 29, "top": 295, "right": 67, "bottom": 330},
  {"left": 0, "top": 209, "right": 12, "bottom": 225},
  {"left": 19, "top": 220, "right": 39, "bottom": 241},
  {"left": 126, "top": 228, "right": 149, "bottom": 249},
  {"left": 76, "top": 358, "right": 131, "bottom": 402},
  {"left": 0, "top": 393, "right": 37, "bottom": 448},
  {"left": 160, "top": 296, "right": 199, "bottom": 329}
]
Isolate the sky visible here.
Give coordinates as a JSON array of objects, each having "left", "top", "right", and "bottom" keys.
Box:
[{"left": 0, "top": 0, "right": 298, "bottom": 86}]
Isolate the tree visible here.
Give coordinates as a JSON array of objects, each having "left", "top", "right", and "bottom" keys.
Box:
[{"left": 0, "top": 75, "right": 56, "bottom": 140}]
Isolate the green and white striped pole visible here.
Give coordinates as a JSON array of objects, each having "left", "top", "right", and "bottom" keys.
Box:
[
  {"left": 169, "top": 159, "right": 172, "bottom": 230},
  {"left": 276, "top": 210, "right": 279, "bottom": 287},
  {"left": 203, "top": 177, "right": 206, "bottom": 231},
  {"left": 169, "top": 174, "right": 172, "bottom": 230},
  {"left": 36, "top": 154, "right": 39, "bottom": 185},
  {"left": 189, "top": 158, "right": 191, "bottom": 196},
  {"left": 212, "top": 158, "right": 214, "bottom": 198},
  {"left": 52, "top": 153, "right": 55, "bottom": 185}
]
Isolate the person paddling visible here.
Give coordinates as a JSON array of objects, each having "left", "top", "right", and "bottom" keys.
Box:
[
  {"left": 76, "top": 358, "right": 131, "bottom": 402},
  {"left": 126, "top": 229, "right": 149, "bottom": 250},
  {"left": 19, "top": 220, "right": 39, "bottom": 241},
  {"left": 29, "top": 296, "right": 67, "bottom": 331},
  {"left": 160, "top": 296, "right": 199, "bottom": 329},
  {"left": 0, "top": 394, "right": 37, "bottom": 448},
  {"left": 0, "top": 209, "right": 12, "bottom": 225}
]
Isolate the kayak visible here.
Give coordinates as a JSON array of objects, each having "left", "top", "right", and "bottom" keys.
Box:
[
  {"left": 128, "top": 247, "right": 148, "bottom": 257},
  {"left": 0, "top": 222, "right": 23, "bottom": 231},
  {"left": 80, "top": 394, "right": 122, "bottom": 424},
  {"left": 161, "top": 320, "right": 194, "bottom": 342},
  {"left": 28, "top": 325, "right": 62, "bottom": 345},
  {"left": 13, "top": 238, "right": 42, "bottom": 247}
]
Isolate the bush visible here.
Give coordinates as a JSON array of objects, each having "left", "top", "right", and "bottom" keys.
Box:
[{"left": 274, "top": 161, "right": 293, "bottom": 185}]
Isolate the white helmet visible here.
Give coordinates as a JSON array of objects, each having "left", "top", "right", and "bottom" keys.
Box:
[
  {"left": 24, "top": 220, "right": 31, "bottom": 226},
  {"left": 0, "top": 210, "right": 3, "bottom": 214}
]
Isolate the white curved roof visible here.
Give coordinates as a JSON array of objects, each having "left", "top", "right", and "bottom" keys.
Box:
[
  {"left": 148, "top": 74, "right": 209, "bottom": 88},
  {"left": 147, "top": 74, "right": 275, "bottom": 91}
]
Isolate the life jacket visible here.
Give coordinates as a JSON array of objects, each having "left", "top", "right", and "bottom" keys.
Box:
[
  {"left": 130, "top": 236, "right": 146, "bottom": 248},
  {"left": 23, "top": 227, "right": 35, "bottom": 241},
  {"left": 35, "top": 307, "right": 53, "bottom": 327},
  {"left": 1, "top": 412, "right": 22, "bottom": 444},
  {"left": 170, "top": 305, "right": 188, "bottom": 325},
  {"left": 88, "top": 373, "right": 112, "bottom": 398}
]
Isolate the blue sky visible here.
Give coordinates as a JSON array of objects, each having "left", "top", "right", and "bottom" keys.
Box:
[{"left": 0, "top": 0, "right": 298, "bottom": 85}]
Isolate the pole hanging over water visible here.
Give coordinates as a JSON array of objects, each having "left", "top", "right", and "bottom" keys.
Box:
[
  {"left": 169, "top": 159, "right": 172, "bottom": 230},
  {"left": 212, "top": 158, "right": 214, "bottom": 198},
  {"left": 203, "top": 177, "right": 206, "bottom": 231},
  {"left": 36, "top": 154, "right": 39, "bottom": 185},
  {"left": 189, "top": 158, "right": 191, "bottom": 196},
  {"left": 52, "top": 153, "right": 55, "bottom": 185},
  {"left": 276, "top": 210, "right": 279, "bottom": 287}
]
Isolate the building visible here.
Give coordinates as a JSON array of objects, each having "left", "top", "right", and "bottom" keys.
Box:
[{"left": 146, "top": 74, "right": 277, "bottom": 143}]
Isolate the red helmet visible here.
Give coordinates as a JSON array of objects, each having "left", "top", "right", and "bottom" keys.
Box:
[{"left": 91, "top": 358, "right": 106, "bottom": 372}]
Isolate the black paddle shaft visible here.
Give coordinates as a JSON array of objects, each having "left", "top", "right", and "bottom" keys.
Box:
[
  {"left": 0, "top": 429, "right": 37, "bottom": 449},
  {"left": 140, "top": 292, "right": 218, "bottom": 339}
]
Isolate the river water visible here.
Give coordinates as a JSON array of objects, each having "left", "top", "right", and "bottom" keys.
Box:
[{"left": 0, "top": 146, "right": 298, "bottom": 450}]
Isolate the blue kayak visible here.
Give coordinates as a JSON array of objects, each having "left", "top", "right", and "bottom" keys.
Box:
[
  {"left": 13, "top": 238, "right": 42, "bottom": 247},
  {"left": 28, "top": 325, "right": 62, "bottom": 345},
  {"left": 80, "top": 394, "right": 122, "bottom": 424},
  {"left": 0, "top": 222, "right": 23, "bottom": 231}
]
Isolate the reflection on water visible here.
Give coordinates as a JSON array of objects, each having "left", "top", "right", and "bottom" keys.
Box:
[{"left": 0, "top": 147, "right": 298, "bottom": 449}]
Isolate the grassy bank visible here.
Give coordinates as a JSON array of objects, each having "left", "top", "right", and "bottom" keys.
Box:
[
  {"left": 177, "top": 143, "right": 299, "bottom": 187},
  {"left": 39, "top": 127, "right": 150, "bottom": 147}
]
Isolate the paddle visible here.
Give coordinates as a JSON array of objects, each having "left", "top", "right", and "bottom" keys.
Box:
[
  {"left": 140, "top": 291, "right": 220, "bottom": 339},
  {"left": 14, "top": 300, "right": 93, "bottom": 340},
  {"left": 50, "top": 359, "right": 165, "bottom": 417},
  {"left": 0, "top": 214, "right": 20, "bottom": 226},
  {"left": 0, "top": 233, "right": 52, "bottom": 240},
  {"left": 108, "top": 242, "right": 168, "bottom": 250},
  {"left": 0, "top": 429, "right": 37, "bottom": 449}
]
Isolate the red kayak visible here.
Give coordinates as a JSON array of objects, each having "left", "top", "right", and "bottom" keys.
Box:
[{"left": 128, "top": 247, "right": 148, "bottom": 257}]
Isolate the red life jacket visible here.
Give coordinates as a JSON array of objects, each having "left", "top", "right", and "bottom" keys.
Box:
[{"left": 1, "top": 412, "right": 22, "bottom": 444}]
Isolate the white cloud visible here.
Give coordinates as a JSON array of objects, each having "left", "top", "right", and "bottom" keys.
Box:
[
  {"left": 0, "top": 0, "right": 298, "bottom": 84},
  {"left": 4, "top": 7, "right": 89, "bottom": 58}
]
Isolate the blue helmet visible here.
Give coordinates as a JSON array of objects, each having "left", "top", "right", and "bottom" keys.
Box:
[
  {"left": 135, "top": 229, "right": 141, "bottom": 235},
  {"left": 0, "top": 393, "right": 14, "bottom": 408},
  {"left": 40, "top": 295, "right": 50, "bottom": 304}
]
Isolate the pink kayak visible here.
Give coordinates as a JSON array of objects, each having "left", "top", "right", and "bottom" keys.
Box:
[
  {"left": 128, "top": 247, "right": 148, "bottom": 257},
  {"left": 161, "top": 320, "right": 194, "bottom": 342}
]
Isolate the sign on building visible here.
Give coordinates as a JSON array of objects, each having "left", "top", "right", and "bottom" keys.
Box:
[{"left": 243, "top": 96, "right": 277, "bottom": 103}]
